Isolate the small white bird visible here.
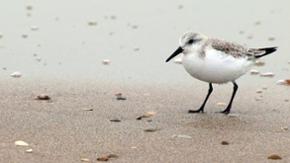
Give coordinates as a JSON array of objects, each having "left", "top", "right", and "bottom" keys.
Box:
[{"left": 166, "top": 32, "right": 277, "bottom": 114}]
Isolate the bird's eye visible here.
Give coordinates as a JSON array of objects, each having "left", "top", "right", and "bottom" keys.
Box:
[{"left": 187, "top": 39, "right": 194, "bottom": 44}]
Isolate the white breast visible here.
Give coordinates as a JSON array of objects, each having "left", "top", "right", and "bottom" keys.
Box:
[{"left": 182, "top": 49, "right": 253, "bottom": 83}]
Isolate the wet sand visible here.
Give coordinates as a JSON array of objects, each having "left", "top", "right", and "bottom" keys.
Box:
[
  {"left": 1, "top": 0, "right": 290, "bottom": 162},
  {"left": 0, "top": 79, "right": 290, "bottom": 163}
]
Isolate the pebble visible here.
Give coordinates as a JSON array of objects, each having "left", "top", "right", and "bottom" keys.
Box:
[
  {"left": 281, "top": 126, "right": 288, "bottom": 131},
  {"left": 136, "top": 111, "right": 156, "bottom": 120},
  {"left": 36, "top": 94, "right": 51, "bottom": 100},
  {"left": 0, "top": 33, "right": 3, "bottom": 38},
  {"left": 25, "top": 148, "right": 33, "bottom": 153},
  {"left": 22, "top": 34, "right": 28, "bottom": 39},
  {"left": 221, "top": 141, "right": 229, "bottom": 145},
  {"left": 247, "top": 35, "right": 253, "bottom": 40},
  {"left": 10, "top": 72, "right": 22, "bottom": 78},
  {"left": 260, "top": 72, "right": 275, "bottom": 77},
  {"left": 172, "top": 134, "right": 192, "bottom": 139},
  {"left": 30, "top": 25, "right": 39, "bottom": 31},
  {"left": 256, "top": 90, "right": 263, "bottom": 94},
  {"left": 80, "top": 158, "right": 90, "bottom": 162},
  {"left": 110, "top": 15, "right": 117, "bottom": 20},
  {"left": 97, "top": 154, "right": 118, "bottom": 161},
  {"left": 26, "top": 5, "right": 33, "bottom": 10},
  {"left": 115, "top": 93, "right": 127, "bottom": 100},
  {"left": 267, "top": 154, "right": 282, "bottom": 160},
  {"left": 174, "top": 58, "right": 183, "bottom": 64},
  {"left": 255, "top": 61, "right": 265, "bottom": 66},
  {"left": 15, "top": 140, "right": 29, "bottom": 146},
  {"left": 110, "top": 119, "right": 121, "bottom": 122},
  {"left": 216, "top": 102, "right": 226, "bottom": 107},
  {"left": 239, "top": 30, "right": 245, "bottom": 35},
  {"left": 133, "top": 48, "right": 140, "bottom": 52},
  {"left": 82, "top": 108, "right": 93, "bottom": 111},
  {"left": 268, "top": 37, "right": 275, "bottom": 41},
  {"left": 177, "top": 5, "right": 184, "bottom": 9},
  {"left": 254, "top": 21, "right": 261, "bottom": 25},
  {"left": 250, "top": 69, "right": 260, "bottom": 75},
  {"left": 276, "top": 79, "right": 290, "bottom": 85},
  {"left": 144, "top": 128, "right": 160, "bottom": 132},
  {"left": 102, "top": 59, "right": 111, "bottom": 65},
  {"left": 131, "top": 25, "right": 138, "bottom": 29},
  {"left": 88, "top": 21, "right": 97, "bottom": 26}
]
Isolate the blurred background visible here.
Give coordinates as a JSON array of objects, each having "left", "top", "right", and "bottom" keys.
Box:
[{"left": 0, "top": 0, "right": 289, "bottom": 85}]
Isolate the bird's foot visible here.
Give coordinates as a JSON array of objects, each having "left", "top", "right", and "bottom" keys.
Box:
[
  {"left": 188, "top": 109, "right": 204, "bottom": 114},
  {"left": 220, "top": 108, "right": 231, "bottom": 115}
]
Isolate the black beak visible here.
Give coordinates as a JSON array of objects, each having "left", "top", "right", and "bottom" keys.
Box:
[{"left": 165, "top": 47, "right": 183, "bottom": 62}]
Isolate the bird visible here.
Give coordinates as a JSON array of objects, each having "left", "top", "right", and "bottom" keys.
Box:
[{"left": 165, "top": 32, "right": 277, "bottom": 114}]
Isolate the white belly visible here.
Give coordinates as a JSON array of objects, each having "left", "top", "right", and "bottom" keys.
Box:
[{"left": 182, "top": 50, "right": 253, "bottom": 83}]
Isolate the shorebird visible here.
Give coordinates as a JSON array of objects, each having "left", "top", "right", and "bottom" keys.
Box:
[{"left": 166, "top": 32, "right": 277, "bottom": 114}]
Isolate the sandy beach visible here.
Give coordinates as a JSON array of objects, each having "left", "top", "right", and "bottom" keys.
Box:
[{"left": 1, "top": 0, "right": 290, "bottom": 162}]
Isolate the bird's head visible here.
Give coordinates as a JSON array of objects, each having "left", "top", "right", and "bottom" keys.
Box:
[{"left": 166, "top": 32, "right": 207, "bottom": 62}]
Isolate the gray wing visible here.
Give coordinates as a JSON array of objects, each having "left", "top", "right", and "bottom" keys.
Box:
[{"left": 209, "top": 39, "right": 265, "bottom": 58}]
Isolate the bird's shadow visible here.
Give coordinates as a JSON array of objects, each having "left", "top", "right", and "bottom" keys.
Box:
[{"left": 183, "top": 113, "right": 252, "bottom": 131}]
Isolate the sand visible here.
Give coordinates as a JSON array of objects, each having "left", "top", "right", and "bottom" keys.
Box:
[
  {"left": 1, "top": 0, "right": 290, "bottom": 162},
  {"left": 0, "top": 79, "right": 289, "bottom": 163}
]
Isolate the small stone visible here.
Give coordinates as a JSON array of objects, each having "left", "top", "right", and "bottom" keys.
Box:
[
  {"left": 267, "top": 154, "right": 282, "bottom": 160},
  {"left": 177, "top": 5, "right": 184, "bottom": 9},
  {"left": 281, "top": 126, "right": 288, "bottom": 131},
  {"left": 102, "top": 59, "right": 111, "bottom": 65},
  {"left": 255, "top": 61, "right": 265, "bottom": 66},
  {"left": 250, "top": 69, "right": 260, "bottom": 75},
  {"left": 22, "top": 34, "right": 28, "bottom": 39},
  {"left": 133, "top": 48, "right": 140, "bottom": 52},
  {"left": 97, "top": 156, "right": 109, "bottom": 161},
  {"left": 260, "top": 72, "right": 275, "bottom": 77},
  {"left": 110, "top": 15, "right": 117, "bottom": 20},
  {"left": 136, "top": 111, "right": 156, "bottom": 120},
  {"left": 81, "top": 158, "right": 90, "bottom": 162},
  {"left": 268, "top": 37, "right": 275, "bottom": 41},
  {"left": 2, "top": 67, "right": 7, "bottom": 70},
  {"left": 82, "top": 108, "right": 93, "bottom": 111},
  {"left": 228, "top": 113, "right": 239, "bottom": 118},
  {"left": 26, "top": 5, "right": 33, "bottom": 10},
  {"left": 174, "top": 58, "right": 183, "bottom": 64},
  {"left": 131, "top": 25, "right": 138, "bottom": 29},
  {"left": 115, "top": 93, "right": 126, "bottom": 100},
  {"left": 107, "top": 154, "right": 118, "bottom": 159},
  {"left": 247, "top": 35, "right": 253, "bottom": 40},
  {"left": 10, "top": 72, "right": 22, "bottom": 78},
  {"left": 256, "top": 90, "right": 263, "bottom": 94},
  {"left": 239, "top": 30, "right": 245, "bottom": 35},
  {"left": 88, "top": 21, "right": 97, "bottom": 26},
  {"left": 285, "top": 99, "right": 289, "bottom": 102},
  {"left": 276, "top": 79, "right": 290, "bottom": 85},
  {"left": 262, "top": 86, "right": 268, "bottom": 90},
  {"left": 97, "top": 154, "right": 118, "bottom": 161},
  {"left": 216, "top": 102, "right": 226, "bottom": 107},
  {"left": 15, "top": 140, "right": 29, "bottom": 146},
  {"left": 173, "top": 134, "right": 192, "bottom": 139},
  {"left": 221, "top": 141, "right": 229, "bottom": 145},
  {"left": 254, "top": 21, "right": 261, "bottom": 25},
  {"left": 36, "top": 94, "right": 51, "bottom": 100},
  {"left": 25, "top": 149, "right": 33, "bottom": 153},
  {"left": 30, "top": 25, "right": 39, "bottom": 31},
  {"left": 144, "top": 128, "right": 160, "bottom": 132},
  {"left": 110, "top": 119, "right": 121, "bottom": 122},
  {"left": 0, "top": 33, "right": 3, "bottom": 38}
]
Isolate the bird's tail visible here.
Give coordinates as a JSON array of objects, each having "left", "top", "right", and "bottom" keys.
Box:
[{"left": 254, "top": 47, "right": 277, "bottom": 59}]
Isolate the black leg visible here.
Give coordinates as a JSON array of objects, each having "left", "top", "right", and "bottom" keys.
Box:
[
  {"left": 189, "top": 83, "right": 213, "bottom": 113},
  {"left": 220, "top": 82, "right": 238, "bottom": 114}
]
